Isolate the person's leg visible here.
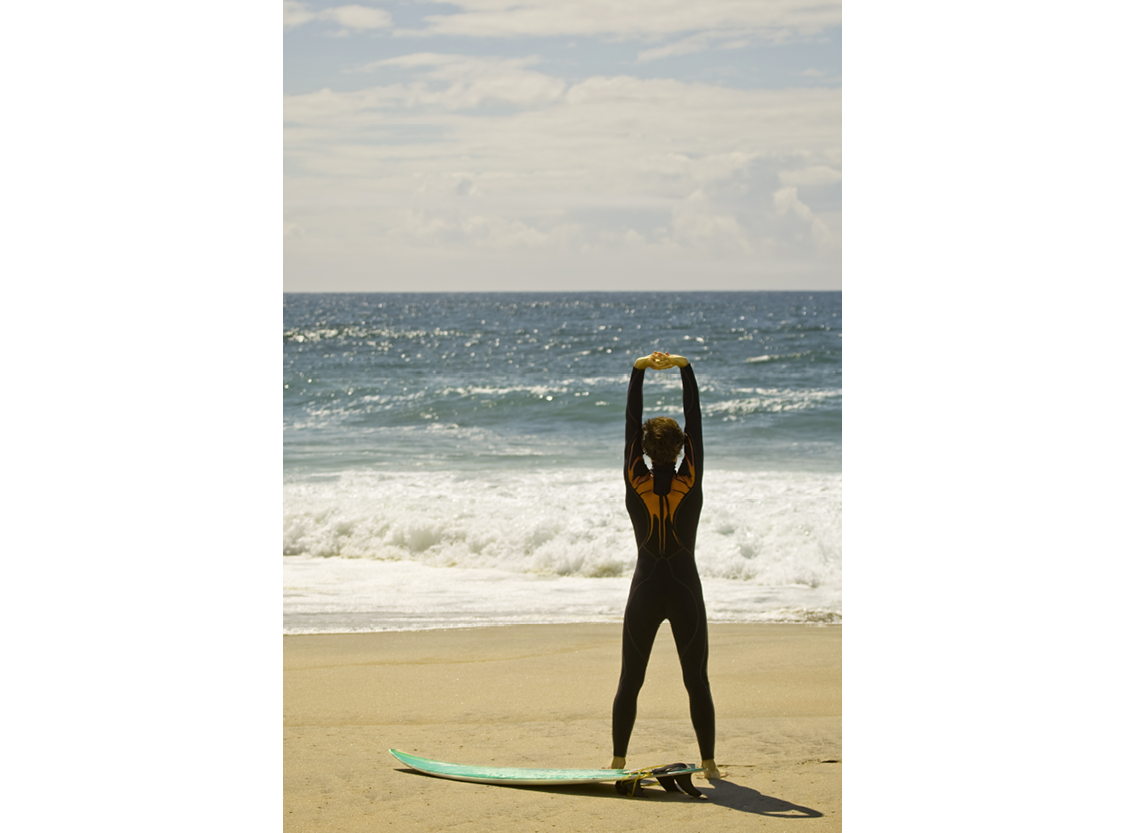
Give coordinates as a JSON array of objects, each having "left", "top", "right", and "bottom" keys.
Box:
[
  {"left": 611, "top": 573, "right": 664, "bottom": 765},
  {"left": 666, "top": 566, "right": 717, "bottom": 772}
]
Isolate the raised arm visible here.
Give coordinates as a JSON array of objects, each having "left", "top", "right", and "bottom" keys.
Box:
[
  {"left": 677, "top": 360, "right": 703, "bottom": 478},
  {"left": 626, "top": 351, "right": 672, "bottom": 475},
  {"left": 625, "top": 357, "right": 649, "bottom": 477}
]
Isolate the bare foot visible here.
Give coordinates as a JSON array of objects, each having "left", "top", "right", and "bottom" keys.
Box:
[
  {"left": 699, "top": 759, "right": 724, "bottom": 780},
  {"left": 608, "top": 756, "right": 627, "bottom": 770}
]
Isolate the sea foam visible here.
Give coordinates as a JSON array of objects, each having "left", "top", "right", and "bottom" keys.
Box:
[{"left": 284, "top": 467, "right": 840, "bottom": 589}]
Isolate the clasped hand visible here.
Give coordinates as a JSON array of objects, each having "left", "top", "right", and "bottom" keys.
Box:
[{"left": 636, "top": 351, "right": 687, "bottom": 370}]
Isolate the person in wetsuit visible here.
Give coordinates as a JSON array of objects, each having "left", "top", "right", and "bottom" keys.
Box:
[{"left": 610, "top": 351, "right": 720, "bottom": 780}]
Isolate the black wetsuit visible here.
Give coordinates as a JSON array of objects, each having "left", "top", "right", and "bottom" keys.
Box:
[{"left": 612, "top": 363, "right": 715, "bottom": 761}]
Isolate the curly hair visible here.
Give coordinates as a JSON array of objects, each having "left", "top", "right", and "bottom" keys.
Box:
[{"left": 642, "top": 416, "right": 684, "bottom": 466}]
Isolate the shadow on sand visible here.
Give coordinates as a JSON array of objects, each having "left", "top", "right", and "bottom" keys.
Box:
[{"left": 701, "top": 778, "right": 823, "bottom": 817}]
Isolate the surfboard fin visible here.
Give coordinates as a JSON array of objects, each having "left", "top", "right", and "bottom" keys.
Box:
[
  {"left": 658, "top": 773, "right": 703, "bottom": 798},
  {"left": 614, "top": 778, "right": 645, "bottom": 797},
  {"left": 652, "top": 763, "right": 705, "bottom": 798},
  {"left": 615, "top": 764, "right": 705, "bottom": 799}
]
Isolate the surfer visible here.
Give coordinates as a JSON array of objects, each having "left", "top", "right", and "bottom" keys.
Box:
[{"left": 610, "top": 351, "right": 720, "bottom": 780}]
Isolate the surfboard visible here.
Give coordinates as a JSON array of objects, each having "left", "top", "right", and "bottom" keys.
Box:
[{"left": 389, "top": 749, "right": 705, "bottom": 797}]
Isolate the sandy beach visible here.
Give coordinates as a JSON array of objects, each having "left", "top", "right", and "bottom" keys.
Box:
[{"left": 284, "top": 623, "right": 841, "bottom": 831}]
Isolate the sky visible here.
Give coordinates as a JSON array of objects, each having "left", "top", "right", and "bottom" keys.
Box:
[{"left": 284, "top": 0, "right": 842, "bottom": 291}]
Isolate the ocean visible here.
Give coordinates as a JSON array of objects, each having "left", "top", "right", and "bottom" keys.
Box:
[{"left": 283, "top": 292, "right": 841, "bottom": 632}]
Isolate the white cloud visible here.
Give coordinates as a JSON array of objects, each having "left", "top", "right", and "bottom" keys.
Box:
[
  {"left": 638, "top": 33, "right": 716, "bottom": 63},
  {"left": 636, "top": 31, "right": 762, "bottom": 62},
  {"left": 669, "top": 190, "right": 754, "bottom": 256},
  {"left": 388, "top": 209, "right": 583, "bottom": 251},
  {"left": 322, "top": 5, "right": 392, "bottom": 30},
  {"left": 284, "top": 56, "right": 840, "bottom": 286},
  {"left": 285, "top": 71, "right": 839, "bottom": 184},
  {"left": 355, "top": 54, "right": 567, "bottom": 108},
  {"left": 406, "top": 0, "right": 840, "bottom": 40},
  {"left": 778, "top": 165, "right": 842, "bottom": 187},
  {"left": 284, "top": 2, "right": 391, "bottom": 33},
  {"left": 284, "top": 1, "right": 317, "bottom": 29},
  {"left": 774, "top": 186, "right": 834, "bottom": 249}
]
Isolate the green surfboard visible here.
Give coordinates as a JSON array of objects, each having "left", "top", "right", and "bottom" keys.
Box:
[{"left": 389, "top": 749, "right": 705, "bottom": 796}]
